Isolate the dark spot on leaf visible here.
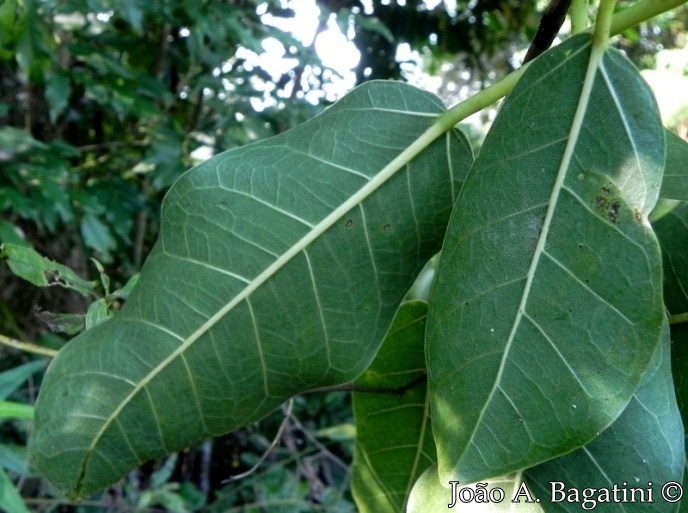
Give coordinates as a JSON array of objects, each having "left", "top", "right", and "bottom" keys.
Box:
[
  {"left": 634, "top": 209, "right": 642, "bottom": 222},
  {"left": 608, "top": 201, "right": 620, "bottom": 223},
  {"left": 383, "top": 224, "right": 391, "bottom": 232},
  {"left": 595, "top": 196, "right": 608, "bottom": 210},
  {"left": 602, "top": 186, "right": 611, "bottom": 195},
  {"left": 577, "top": 243, "right": 583, "bottom": 249},
  {"left": 345, "top": 219, "right": 353, "bottom": 228}
]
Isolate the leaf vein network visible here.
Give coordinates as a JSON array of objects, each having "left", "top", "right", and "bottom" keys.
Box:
[
  {"left": 304, "top": 249, "right": 331, "bottom": 369},
  {"left": 598, "top": 60, "right": 646, "bottom": 207},
  {"left": 522, "top": 312, "right": 592, "bottom": 397},
  {"left": 162, "top": 243, "right": 268, "bottom": 275},
  {"left": 220, "top": 188, "right": 315, "bottom": 228},
  {"left": 541, "top": 249, "right": 633, "bottom": 325},
  {"left": 180, "top": 352, "right": 208, "bottom": 433},
  {"left": 246, "top": 298, "right": 269, "bottom": 397}
]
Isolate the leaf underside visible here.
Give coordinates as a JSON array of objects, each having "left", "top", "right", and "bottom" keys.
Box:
[
  {"left": 426, "top": 34, "right": 665, "bottom": 483},
  {"left": 525, "top": 318, "right": 684, "bottom": 513},
  {"left": 351, "top": 300, "right": 434, "bottom": 513},
  {"left": 30, "top": 81, "right": 473, "bottom": 498}
]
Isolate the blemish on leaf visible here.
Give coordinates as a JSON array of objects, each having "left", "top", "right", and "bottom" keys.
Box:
[
  {"left": 383, "top": 224, "right": 391, "bottom": 232},
  {"left": 44, "top": 270, "right": 65, "bottom": 286},
  {"left": 345, "top": 219, "right": 353, "bottom": 228},
  {"left": 594, "top": 191, "right": 621, "bottom": 223}
]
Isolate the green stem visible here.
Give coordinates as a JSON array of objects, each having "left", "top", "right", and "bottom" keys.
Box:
[
  {"left": 611, "top": 0, "right": 688, "bottom": 35},
  {"left": 670, "top": 312, "right": 688, "bottom": 325},
  {"left": 436, "top": 69, "right": 524, "bottom": 133},
  {"left": 593, "top": 0, "right": 617, "bottom": 50},
  {"left": 570, "top": 0, "right": 590, "bottom": 34},
  {"left": 0, "top": 333, "right": 57, "bottom": 357}
]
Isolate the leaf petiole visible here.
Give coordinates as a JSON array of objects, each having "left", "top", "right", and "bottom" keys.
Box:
[
  {"left": 570, "top": 0, "right": 590, "bottom": 34},
  {"left": 0, "top": 333, "right": 58, "bottom": 357},
  {"left": 669, "top": 312, "right": 688, "bottom": 325},
  {"left": 592, "top": 0, "right": 617, "bottom": 51}
]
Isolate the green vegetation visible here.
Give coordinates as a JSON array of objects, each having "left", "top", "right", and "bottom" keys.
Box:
[{"left": 2, "top": 0, "right": 688, "bottom": 511}]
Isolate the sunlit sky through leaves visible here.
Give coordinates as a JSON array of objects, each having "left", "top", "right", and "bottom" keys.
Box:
[
  {"left": 241, "top": 0, "right": 474, "bottom": 110},
  {"left": 235, "top": 0, "right": 363, "bottom": 108}
]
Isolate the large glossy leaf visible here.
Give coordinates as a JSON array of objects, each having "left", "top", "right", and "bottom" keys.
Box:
[
  {"left": 426, "top": 34, "right": 665, "bottom": 482},
  {"left": 351, "top": 300, "right": 434, "bottom": 513},
  {"left": 30, "top": 81, "right": 473, "bottom": 499},
  {"left": 525, "top": 319, "right": 684, "bottom": 513}
]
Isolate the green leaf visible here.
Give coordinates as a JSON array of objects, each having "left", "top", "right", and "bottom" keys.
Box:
[
  {"left": 0, "top": 243, "right": 94, "bottom": 296},
  {"left": 85, "top": 298, "right": 110, "bottom": 330},
  {"left": 0, "top": 221, "right": 29, "bottom": 247},
  {"left": 0, "top": 443, "right": 30, "bottom": 477},
  {"left": 351, "top": 300, "right": 434, "bottom": 513},
  {"left": 111, "top": 273, "right": 140, "bottom": 301},
  {"left": 0, "top": 360, "right": 45, "bottom": 401},
  {"left": 14, "top": 2, "right": 53, "bottom": 83},
  {"left": 30, "top": 81, "right": 473, "bottom": 499},
  {"left": 426, "top": 34, "right": 665, "bottom": 483},
  {"left": 0, "top": 466, "right": 30, "bottom": 513},
  {"left": 45, "top": 70, "right": 71, "bottom": 123},
  {"left": 80, "top": 213, "right": 117, "bottom": 264},
  {"left": 660, "top": 129, "right": 688, "bottom": 202},
  {"left": 0, "top": 126, "right": 48, "bottom": 155},
  {"left": 0, "top": 0, "right": 20, "bottom": 60},
  {"left": 525, "top": 318, "right": 684, "bottom": 513},
  {"left": 33, "top": 311, "right": 85, "bottom": 336}
]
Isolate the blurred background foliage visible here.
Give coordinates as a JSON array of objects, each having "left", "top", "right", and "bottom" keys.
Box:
[{"left": 0, "top": 0, "right": 686, "bottom": 510}]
